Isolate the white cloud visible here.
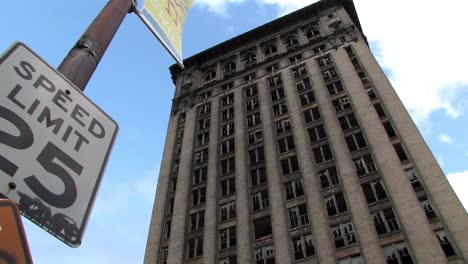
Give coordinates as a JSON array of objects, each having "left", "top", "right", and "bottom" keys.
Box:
[
  {"left": 194, "top": 0, "right": 246, "bottom": 15},
  {"left": 353, "top": 0, "right": 468, "bottom": 123},
  {"left": 438, "top": 133, "right": 454, "bottom": 144},
  {"left": 446, "top": 170, "right": 468, "bottom": 211},
  {"left": 254, "top": 0, "right": 312, "bottom": 16}
]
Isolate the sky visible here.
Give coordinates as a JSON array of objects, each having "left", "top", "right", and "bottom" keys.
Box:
[{"left": 1, "top": 0, "right": 467, "bottom": 263}]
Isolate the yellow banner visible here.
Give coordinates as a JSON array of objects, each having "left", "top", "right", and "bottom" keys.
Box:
[{"left": 140, "top": 0, "right": 193, "bottom": 66}]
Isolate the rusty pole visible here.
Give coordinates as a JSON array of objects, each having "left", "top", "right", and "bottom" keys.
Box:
[{"left": 57, "top": 0, "right": 137, "bottom": 91}]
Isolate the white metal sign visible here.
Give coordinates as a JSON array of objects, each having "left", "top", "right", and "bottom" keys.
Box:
[{"left": 0, "top": 42, "right": 118, "bottom": 247}]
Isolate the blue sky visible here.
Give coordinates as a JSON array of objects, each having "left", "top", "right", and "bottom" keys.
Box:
[{"left": 1, "top": 0, "right": 467, "bottom": 263}]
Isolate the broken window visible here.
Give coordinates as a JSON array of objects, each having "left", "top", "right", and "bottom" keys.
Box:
[
  {"left": 362, "top": 180, "right": 387, "bottom": 204},
  {"left": 308, "top": 123, "right": 327, "bottom": 143},
  {"left": 273, "top": 102, "right": 288, "bottom": 117},
  {"left": 435, "top": 229, "right": 456, "bottom": 257},
  {"left": 278, "top": 136, "right": 295, "bottom": 154},
  {"left": 339, "top": 112, "right": 359, "bottom": 131},
  {"left": 326, "top": 80, "right": 344, "bottom": 96},
  {"left": 383, "top": 241, "right": 414, "bottom": 264},
  {"left": 219, "top": 226, "right": 236, "bottom": 249},
  {"left": 187, "top": 236, "right": 203, "bottom": 258},
  {"left": 300, "top": 91, "right": 315, "bottom": 106},
  {"left": 345, "top": 132, "right": 367, "bottom": 152},
  {"left": 285, "top": 179, "right": 304, "bottom": 200},
  {"left": 222, "top": 122, "right": 235, "bottom": 137},
  {"left": 270, "top": 87, "right": 285, "bottom": 102},
  {"left": 247, "top": 112, "right": 261, "bottom": 127},
  {"left": 393, "top": 143, "right": 409, "bottom": 162},
  {"left": 288, "top": 204, "right": 309, "bottom": 228},
  {"left": 281, "top": 156, "right": 300, "bottom": 175},
  {"left": 252, "top": 190, "right": 269, "bottom": 211},
  {"left": 199, "top": 103, "right": 211, "bottom": 116},
  {"left": 296, "top": 78, "right": 311, "bottom": 92},
  {"left": 222, "top": 108, "right": 234, "bottom": 122},
  {"left": 353, "top": 154, "right": 377, "bottom": 176},
  {"left": 275, "top": 119, "right": 292, "bottom": 135},
  {"left": 221, "top": 178, "right": 236, "bottom": 197},
  {"left": 254, "top": 217, "right": 272, "bottom": 240},
  {"left": 325, "top": 192, "right": 348, "bottom": 216},
  {"left": 192, "top": 188, "right": 206, "bottom": 206},
  {"left": 333, "top": 96, "right": 352, "bottom": 113},
  {"left": 222, "top": 94, "right": 234, "bottom": 106},
  {"left": 251, "top": 167, "right": 267, "bottom": 187},
  {"left": 249, "top": 146, "right": 264, "bottom": 164},
  {"left": 332, "top": 222, "right": 356, "bottom": 248},
  {"left": 248, "top": 130, "right": 263, "bottom": 145},
  {"left": 221, "top": 139, "right": 235, "bottom": 155},
  {"left": 292, "top": 233, "right": 315, "bottom": 260},
  {"left": 220, "top": 202, "right": 236, "bottom": 222},
  {"left": 304, "top": 107, "right": 321, "bottom": 123},
  {"left": 318, "top": 166, "right": 340, "bottom": 189},
  {"left": 245, "top": 84, "right": 258, "bottom": 97},
  {"left": 373, "top": 208, "right": 399, "bottom": 235},
  {"left": 197, "top": 132, "right": 209, "bottom": 147},
  {"left": 190, "top": 210, "right": 205, "bottom": 231},
  {"left": 313, "top": 144, "right": 333, "bottom": 164}
]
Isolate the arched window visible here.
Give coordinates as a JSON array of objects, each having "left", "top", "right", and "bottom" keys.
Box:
[
  {"left": 223, "top": 61, "right": 236, "bottom": 76},
  {"left": 204, "top": 70, "right": 216, "bottom": 84},
  {"left": 284, "top": 37, "right": 299, "bottom": 50},
  {"left": 264, "top": 45, "right": 277, "bottom": 57},
  {"left": 306, "top": 27, "right": 321, "bottom": 40},
  {"left": 243, "top": 53, "right": 257, "bottom": 68}
]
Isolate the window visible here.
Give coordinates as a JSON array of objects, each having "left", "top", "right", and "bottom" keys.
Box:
[
  {"left": 292, "top": 234, "right": 315, "bottom": 260},
  {"left": 167, "top": 198, "right": 174, "bottom": 215},
  {"left": 187, "top": 236, "right": 203, "bottom": 258},
  {"left": 292, "top": 65, "right": 307, "bottom": 78},
  {"left": 251, "top": 167, "right": 267, "bottom": 187},
  {"left": 296, "top": 78, "right": 311, "bottom": 92},
  {"left": 353, "top": 154, "right": 377, "bottom": 177},
  {"left": 249, "top": 147, "right": 264, "bottom": 164},
  {"left": 254, "top": 217, "right": 272, "bottom": 240},
  {"left": 278, "top": 136, "right": 295, "bottom": 154},
  {"left": 222, "top": 108, "right": 234, "bottom": 122},
  {"left": 289, "top": 54, "right": 302, "bottom": 64},
  {"left": 281, "top": 156, "right": 300, "bottom": 175},
  {"left": 194, "top": 149, "right": 208, "bottom": 165},
  {"left": 306, "top": 27, "right": 321, "bottom": 40},
  {"left": 420, "top": 197, "right": 437, "bottom": 220},
  {"left": 313, "top": 144, "right": 333, "bottom": 164},
  {"left": 221, "top": 178, "right": 236, "bottom": 197},
  {"left": 164, "top": 220, "right": 171, "bottom": 239},
  {"left": 276, "top": 119, "right": 292, "bottom": 135},
  {"left": 345, "top": 46, "right": 355, "bottom": 57},
  {"left": 197, "top": 132, "right": 209, "bottom": 147},
  {"left": 289, "top": 204, "right": 310, "bottom": 228},
  {"left": 358, "top": 72, "right": 369, "bottom": 85},
  {"left": 190, "top": 210, "right": 205, "bottom": 231},
  {"left": 435, "top": 229, "right": 456, "bottom": 257},
  {"left": 393, "top": 143, "right": 408, "bottom": 162},
  {"left": 200, "top": 90, "right": 212, "bottom": 100},
  {"left": 333, "top": 96, "right": 351, "bottom": 113},
  {"left": 219, "top": 256, "right": 237, "bottom": 264},
  {"left": 198, "top": 117, "right": 210, "bottom": 130},
  {"left": 247, "top": 112, "right": 261, "bottom": 127},
  {"left": 362, "top": 180, "right": 387, "bottom": 204},
  {"left": 255, "top": 245, "right": 275, "bottom": 264},
  {"left": 177, "top": 127, "right": 184, "bottom": 140},
  {"left": 373, "top": 208, "right": 399, "bottom": 235},
  {"left": 325, "top": 192, "right": 348, "bottom": 216},
  {"left": 222, "top": 123, "right": 234, "bottom": 137},
  {"left": 322, "top": 68, "right": 338, "bottom": 81},
  {"left": 318, "top": 166, "right": 340, "bottom": 189},
  {"left": 222, "top": 94, "right": 234, "bottom": 106},
  {"left": 220, "top": 227, "right": 236, "bottom": 249},
  {"left": 269, "top": 75, "right": 282, "bottom": 87},
  {"left": 300, "top": 91, "right": 315, "bottom": 106},
  {"left": 222, "top": 82, "right": 233, "bottom": 91},
  {"left": 199, "top": 103, "right": 211, "bottom": 115},
  {"left": 270, "top": 87, "right": 285, "bottom": 101},
  {"left": 367, "top": 88, "right": 377, "bottom": 100},
  {"left": 252, "top": 190, "right": 269, "bottom": 211},
  {"left": 221, "top": 157, "right": 235, "bottom": 175},
  {"left": 284, "top": 37, "right": 299, "bottom": 50},
  {"left": 160, "top": 247, "right": 168, "bottom": 264},
  {"left": 264, "top": 45, "right": 277, "bottom": 57},
  {"left": 224, "top": 62, "right": 236, "bottom": 76},
  {"left": 383, "top": 121, "right": 397, "bottom": 138},
  {"left": 312, "top": 44, "right": 325, "bottom": 54},
  {"left": 193, "top": 167, "right": 207, "bottom": 185},
  {"left": 308, "top": 124, "right": 327, "bottom": 143},
  {"left": 345, "top": 132, "right": 367, "bottom": 152},
  {"left": 332, "top": 222, "right": 356, "bottom": 248},
  {"left": 273, "top": 102, "right": 288, "bottom": 117},
  {"left": 326, "top": 80, "right": 344, "bottom": 95},
  {"left": 204, "top": 70, "right": 216, "bottom": 84},
  {"left": 221, "top": 139, "right": 235, "bottom": 155},
  {"left": 338, "top": 255, "right": 363, "bottom": 264},
  {"left": 243, "top": 53, "right": 257, "bottom": 67},
  {"left": 285, "top": 179, "right": 304, "bottom": 200},
  {"left": 383, "top": 241, "right": 414, "bottom": 264},
  {"left": 244, "top": 72, "right": 256, "bottom": 83},
  {"left": 220, "top": 202, "right": 236, "bottom": 222},
  {"left": 246, "top": 98, "right": 259, "bottom": 111},
  {"left": 266, "top": 64, "right": 278, "bottom": 73},
  {"left": 339, "top": 113, "right": 359, "bottom": 131},
  {"left": 192, "top": 188, "right": 206, "bottom": 206},
  {"left": 317, "top": 56, "right": 332, "bottom": 67},
  {"left": 245, "top": 85, "right": 258, "bottom": 97},
  {"left": 405, "top": 167, "right": 421, "bottom": 189},
  {"left": 374, "top": 103, "right": 386, "bottom": 117},
  {"left": 304, "top": 107, "right": 321, "bottom": 123},
  {"left": 248, "top": 130, "right": 263, "bottom": 145}
]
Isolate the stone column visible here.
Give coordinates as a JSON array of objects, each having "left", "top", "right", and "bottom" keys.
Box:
[
  {"left": 305, "top": 53, "right": 386, "bottom": 263},
  {"left": 281, "top": 69, "right": 336, "bottom": 264},
  {"left": 166, "top": 107, "right": 197, "bottom": 264},
  {"left": 204, "top": 99, "right": 220, "bottom": 263},
  {"left": 349, "top": 41, "right": 458, "bottom": 261},
  {"left": 233, "top": 87, "right": 253, "bottom": 263},
  {"left": 144, "top": 112, "right": 180, "bottom": 264},
  {"left": 257, "top": 77, "right": 293, "bottom": 264}
]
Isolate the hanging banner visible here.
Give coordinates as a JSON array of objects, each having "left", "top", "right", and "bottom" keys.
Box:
[{"left": 138, "top": 0, "right": 193, "bottom": 68}]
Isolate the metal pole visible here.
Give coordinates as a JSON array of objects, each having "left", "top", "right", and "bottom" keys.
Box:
[{"left": 57, "top": 0, "right": 137, "bottom": 91}]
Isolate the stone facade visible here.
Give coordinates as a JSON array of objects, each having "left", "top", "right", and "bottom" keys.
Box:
[{"left": 144, "top": 0, "right": 468, "bottom": 263}]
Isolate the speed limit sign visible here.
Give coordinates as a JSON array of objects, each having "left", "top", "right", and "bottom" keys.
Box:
[{"left": 0, "top": 43, "right": 118, "bottom": 247}]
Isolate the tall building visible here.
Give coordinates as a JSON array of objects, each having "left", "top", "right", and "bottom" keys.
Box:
[{"left": 144, "top": 0, "right": 468, "bottom": 263}]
